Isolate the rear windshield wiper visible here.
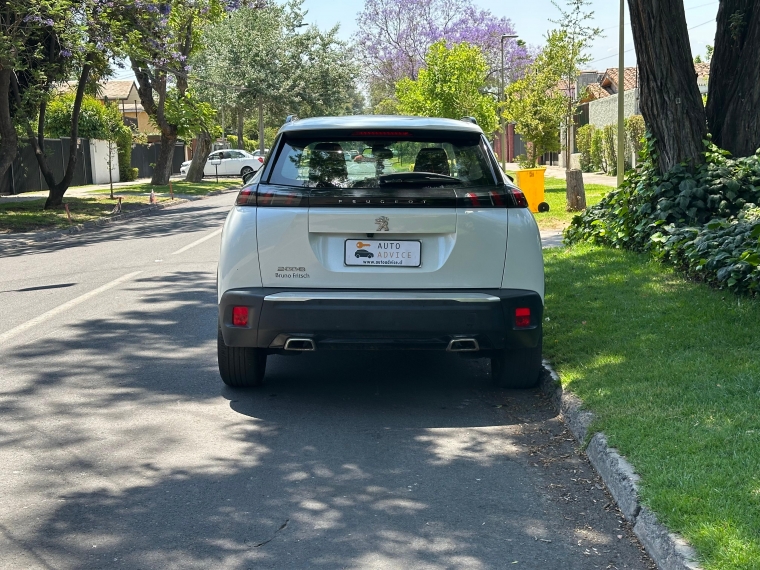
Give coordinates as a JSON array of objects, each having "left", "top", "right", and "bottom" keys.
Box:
[{"left": 378, "top": 172, "right": 463, "bottom": 185}]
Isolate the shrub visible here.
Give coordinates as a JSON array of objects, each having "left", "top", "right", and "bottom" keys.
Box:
[
  {"left": 576, "top": 125, "right": 595, "bottom": 172},
  {"left": 625, "top": 115, "right": 646, "bottom": 162},
  {"left": 602, "top": 124, "right": 617, "bottom": 176},
  {"left": 565, "top": 135, "right": 760, "bottom": 295},
  {"left": 590, "top": 127, "right": 605, "bottom": 172}
]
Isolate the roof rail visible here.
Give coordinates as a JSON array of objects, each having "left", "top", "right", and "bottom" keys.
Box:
[
  {"left": 460, "top": 116, "right": 477, "bottom": 124},
  {"left": 285, "top": 114, "right": 299, "bottom": 124}
]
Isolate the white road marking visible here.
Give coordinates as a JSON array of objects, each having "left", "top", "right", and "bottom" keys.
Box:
[
  {"left": 171, "top": 228, "right": 223, "bottom": 255},
  {"left": 0, "top": 271, "right": 142, "bottom": 344}
]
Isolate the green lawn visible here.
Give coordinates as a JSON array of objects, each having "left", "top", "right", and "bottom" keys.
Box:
[
  {"left": 0, "top": 195, "right": 175, "bottom": 233},
  {"left": 507, "top": 171, "right": 613, "bottom": 231},
  {"left": 544, "top": 242, "right": 760, "bottom": 570},
  {"left": 89, "top": 179, "right": 238, "bottom": 197}
]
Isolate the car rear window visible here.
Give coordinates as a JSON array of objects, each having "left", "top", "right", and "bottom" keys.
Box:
[{"left": 267, "top": 134, "right": 497, "bottom": 188}]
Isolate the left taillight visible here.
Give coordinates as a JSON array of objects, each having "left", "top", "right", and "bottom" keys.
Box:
[
  {"left": 236, "top": 188, "right": 256, "bottom": 206},
  {"left": 257, "top": 156, "right": 264, "bottom": 163}
]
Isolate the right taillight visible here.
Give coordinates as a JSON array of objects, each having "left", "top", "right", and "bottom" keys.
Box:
[
  {"left": 510, "top": 187, "right": 529, "bottom": 208},
  {"left": 515, "top": 307, "right": 531, "bottom": 328}
]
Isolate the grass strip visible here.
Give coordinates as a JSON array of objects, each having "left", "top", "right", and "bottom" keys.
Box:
[
  {"left": 88, "top": 180, "right": 238, "bottom": 196},
  {"left": 506, "top": 171, "right": 612, "bottom": 230},
  {"left": 544, "top": 242, "right": 760, "bottom": 570},
  {"left": 0, "top": 195, "right": 173, "bottom": 233}
]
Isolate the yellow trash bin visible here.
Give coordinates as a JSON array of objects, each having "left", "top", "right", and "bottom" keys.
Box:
[{"left": 515, "top": 168, "right": 550, "bottom": 213}]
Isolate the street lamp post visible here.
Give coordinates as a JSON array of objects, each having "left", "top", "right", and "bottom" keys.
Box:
[{"left": 500, "top": 34, "right": 518, "bottom": 172}]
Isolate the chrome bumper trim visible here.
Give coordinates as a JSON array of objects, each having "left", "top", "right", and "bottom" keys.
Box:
[{"left": 263, "top": 292, "right": 501, "bottom": 303}]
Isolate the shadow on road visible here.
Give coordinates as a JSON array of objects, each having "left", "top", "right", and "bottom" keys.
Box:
[{"left": 0, "top": 266, "right": 649, "bottom": 569}]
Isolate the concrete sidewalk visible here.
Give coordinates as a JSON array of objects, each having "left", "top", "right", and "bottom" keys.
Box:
[{"left": 503, "top": 163, "right": 617, "bottom": 188}]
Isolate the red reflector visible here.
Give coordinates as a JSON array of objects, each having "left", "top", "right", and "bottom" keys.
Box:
[
  {"left": 236, "top": 189, "right": 256, "bottom": 206},
  {"left": 511, "top": 187, "right": 529, "bottom": 208},
  {"left": 515, "top": 307, "right": 531, "bottom": 328},
  {"left": 232, "top": 306, "right": 249, "bottom": 327}
]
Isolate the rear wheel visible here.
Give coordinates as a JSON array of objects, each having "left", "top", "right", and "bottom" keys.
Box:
[
  {"left": 241, "top": 166, "right": 254, "bottom": 177},
  {"left": 217, "top": 328, "right": 267, "bottom": 388},
  {"left": 491, "top": 334, "right": 543, "bottom": 388}
]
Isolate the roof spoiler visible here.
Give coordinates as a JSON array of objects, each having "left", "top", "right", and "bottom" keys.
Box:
[{"left": 461, "top": 116, "right": 477, "bottom": 124}]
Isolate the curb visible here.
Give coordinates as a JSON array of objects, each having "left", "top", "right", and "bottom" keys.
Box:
[
  {"left": 0, "top": 188, "right": 239, "bottom": 249},
  {"left": 539, "top": 361, "right": 702, "bottom": 570}
]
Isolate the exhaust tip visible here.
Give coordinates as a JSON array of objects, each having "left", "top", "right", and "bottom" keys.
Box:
[
  {"left": 446, "top": 338, "right": 480, "bottom": 352},
  {"left": 284, "top": 338, "right": 316, "bottom": 351}
]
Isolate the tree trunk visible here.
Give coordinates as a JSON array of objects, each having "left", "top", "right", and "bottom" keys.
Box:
[
  {"left": 0, "top": 69, "right": 18, "bottom": 194},
  {"left": 706, "top": 0, "right": 760, "bottom": 157},
  {"left": 237, "top": 106, "right": 244, "bottom": 149},
  {"left": 566, "top": 169, "right": 586, "bottom": 211},
  {"left": 258, "top": 101, "right": 265, "bottom": 153},
  {"left": 186, "top": 130, "right": 212, "bottom": 182},
  {"left": 152, "top": 126, "right": 178, "bottom": 186},
  {"left": 627, "top": 0, "right": 706, "bottom": 173}
]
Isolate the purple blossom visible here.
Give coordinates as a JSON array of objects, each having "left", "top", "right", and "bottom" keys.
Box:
[{"left": 354, "top": 0, "right": 532, "bottom": 91}]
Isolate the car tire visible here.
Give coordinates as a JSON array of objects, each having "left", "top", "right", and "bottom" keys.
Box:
[
  {"left": 241, "top": 166, "right": 254, "bottom": 177},
  {"left": 217, "top": 327, "right": 267, "bottom": 388},
  {"left": 490, "top": 333, "right": 542, "bottom": 389}
]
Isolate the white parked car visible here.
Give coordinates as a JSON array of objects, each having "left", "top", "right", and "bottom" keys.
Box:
[
  {"left": 180, "top": 149, "right": 264, "bottom": 178},
  {"left": 217, "top": 116, "right": 544, "bottom": 389}
]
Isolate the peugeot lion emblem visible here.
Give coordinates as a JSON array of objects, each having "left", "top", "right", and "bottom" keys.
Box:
[{"left": 375, "top": 216, "right": 390, "bottom": 232}]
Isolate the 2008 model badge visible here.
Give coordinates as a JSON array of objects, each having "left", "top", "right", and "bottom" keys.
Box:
[{"left": 375, "top": 216, "right": 390, "bottom": 231}]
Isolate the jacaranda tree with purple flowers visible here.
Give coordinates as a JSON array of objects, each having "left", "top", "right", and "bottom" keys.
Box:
[
  {"left": 353, "top": 0, "right": 530, "bottom": 109},
  {"left": 1, "top": 0, "right": 136, "bottom": 207},
  {"left": 126, "top": 0, "right": 263, "bottom": 186}
]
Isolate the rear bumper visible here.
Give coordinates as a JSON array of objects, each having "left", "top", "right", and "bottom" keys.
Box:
[{"left": 219, "top": 288, "right": 542, "bottom": 351}]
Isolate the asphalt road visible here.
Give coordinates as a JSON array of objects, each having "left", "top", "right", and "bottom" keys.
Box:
[{"left": 0, "top": 194, "right": 653, "bottom": 569}]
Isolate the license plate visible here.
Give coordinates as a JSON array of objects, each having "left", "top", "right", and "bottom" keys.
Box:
[{"left": 344, "top": 239, "right": 421, "bottom": 267}]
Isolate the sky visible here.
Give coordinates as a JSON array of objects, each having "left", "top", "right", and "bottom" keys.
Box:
[
  {"left": 109, "top": 0, "right": 719, "bottom": 82},
  {"left": 301, "top": 0, "right": 720, "bottom": 71}
]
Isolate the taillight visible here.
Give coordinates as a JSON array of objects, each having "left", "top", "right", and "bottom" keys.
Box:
[
  {"left": 257, "top": 157, "right": 264, "bottom": 163},
  {"left": 510, "top": 187, "right": 529, "bottom": 208},
  {"left": 232, "top": 306, "right": 249, "bottom": 327},
  {"left": 257, "top": 187, "right": 308, "bottom": 207},
  {"left": 236, "top": 188, "right": 256, "bottom": 206},
  {"left": 458, "top": 188, "right": 508, "bottom": 208},
  {"left": 515, "top": 307, "right": 531, "bottom": 328}
]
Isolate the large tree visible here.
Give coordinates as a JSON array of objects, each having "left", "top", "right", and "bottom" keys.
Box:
[
  {"left": 395, "top": 41, "right": 498, "bottom": 133},
  {"left": 127, "top": 0, "right": 253, "bottom": 186},
  {"left": 354, "top": 0, "right": 529, "bottom": 106},
  {"left": 627, "top": 0, "right": 707, "bottom": 173},
  {"left": 705, "top": 0, "right": 760, "bottom": 158}
]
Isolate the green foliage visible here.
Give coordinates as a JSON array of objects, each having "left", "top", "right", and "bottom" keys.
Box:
[
  {"left": 625, "top": 115, "right": 645, "bottom": 161},
  {"left": 566, "top": 136, "right": 760, "bottom": 295},
  {"left": 163, "top": 90, "right": 217, "bottom": 141},
  {"left": 590, "top": 127, "right": 604, "bottom": 172},
  {"left": 602, "top": 124, "right": 617, "bottom": 176},
  {"left": 502, "top": 33, "right": 566, "bottom": 168},
  {"left": 576, "top": 124, "right": 594, "bottom": 172},
  {"left": 46, "top": 94, "right": 109, "bottom": 139},
  {"left": 395, "top": 41, "right": 498, "bottom": 134}
]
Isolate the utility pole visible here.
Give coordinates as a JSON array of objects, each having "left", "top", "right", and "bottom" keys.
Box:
[
  {"left": 500, "top": 34, "right": 518, "bottom": 171},
  {"left": 617, "top": 0, "right": 626, "bottom": 187}
]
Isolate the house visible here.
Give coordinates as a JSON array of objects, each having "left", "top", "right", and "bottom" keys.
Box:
[
  {"left": 60, "top": 80, "right": 154, "bottom": 133},
  {"left": 95, "top": 80, "right": 153, "bottom": 134}
]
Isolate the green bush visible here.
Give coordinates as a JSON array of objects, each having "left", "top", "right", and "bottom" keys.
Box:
[
  {"left": 625, "top": 115, "right": 646, "bottom": 162},
  {"left": 565, "top": 136, "right": 760, "bottom": 295},
  {"left": 602, "top": 124, "right": 617, "bottom": 176},
  {"left": 590, "top": 128, "right": 605, "bottom": 172},
  {"left": 576, "top": 125, "right": 595, "bottom": 172}
]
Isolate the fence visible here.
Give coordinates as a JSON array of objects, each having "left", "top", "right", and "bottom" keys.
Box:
[
  {"left": 131, "top": 142, "right": 186, "bottom": 179},
  {"left": 0, "top": 139, "right": 186, "bottom": 194},
  {"left": 0, "top": 138, "right": 92, "bottom": 195}
]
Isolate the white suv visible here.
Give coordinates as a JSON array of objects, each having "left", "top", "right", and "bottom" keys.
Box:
[{"left": 217, "top": 116, "right": 544, "bottom": 388}]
